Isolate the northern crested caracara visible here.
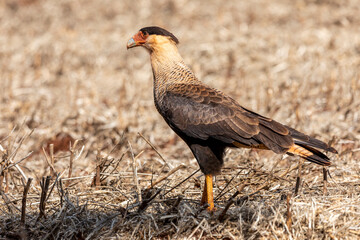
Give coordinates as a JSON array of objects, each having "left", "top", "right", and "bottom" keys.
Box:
[{"left": 127, "top": 26, "right": 337, "bottom": 211}]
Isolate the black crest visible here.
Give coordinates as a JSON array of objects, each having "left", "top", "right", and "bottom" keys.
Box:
[{"left": 140, "top": 26, "right": 179, "bottom": 44}]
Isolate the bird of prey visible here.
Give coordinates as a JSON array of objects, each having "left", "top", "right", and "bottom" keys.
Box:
[{"left": 127, "top": 26, "right": 337, "bottom": 211}]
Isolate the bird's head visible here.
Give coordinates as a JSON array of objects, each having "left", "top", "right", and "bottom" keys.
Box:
[{"left": 127, "top": 26, "right": 179, "bottom": 52}]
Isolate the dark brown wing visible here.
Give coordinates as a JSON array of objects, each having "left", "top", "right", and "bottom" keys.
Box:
[
  {"left": 160, "top": 84, "right": 294, "bottom": 153},
  {"left": 286, "top": 126, "right": 337, "bottom": 153}
]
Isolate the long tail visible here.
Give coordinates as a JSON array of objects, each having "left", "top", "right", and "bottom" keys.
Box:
[
  {"left": 287, "top": 144, "right": 331, "bottom": 166},
  {"left": 286, "top": 127, "right": 337, "bottom": 166}
]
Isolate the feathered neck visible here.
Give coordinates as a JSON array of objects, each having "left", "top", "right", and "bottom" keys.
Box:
[
  {"left": 150, "top": 41, "right": 184, "bottom": 75},
  {"left": 149, "top": 41, "right": 199, "bottom": 90}
]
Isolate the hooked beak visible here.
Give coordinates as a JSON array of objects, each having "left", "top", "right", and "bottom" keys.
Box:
[
  {"left": 127, "top": 37, "right": 137, "bottom": 49},
  {"left": 127, "top": 31, "right": 147, "bottom": 49}
]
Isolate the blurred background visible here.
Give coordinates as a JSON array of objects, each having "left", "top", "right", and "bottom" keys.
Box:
[{"left": 0, "top": 0, "right": 359, "bottom": 238}]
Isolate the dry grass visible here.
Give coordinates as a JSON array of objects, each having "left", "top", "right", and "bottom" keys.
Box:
[{"left": 1, "top": 0, "right": 359, "bottom": 239}]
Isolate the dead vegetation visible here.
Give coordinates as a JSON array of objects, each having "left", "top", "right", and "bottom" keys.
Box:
[{"left": 0, "top": 0, "right": 360, "bottom": 239}]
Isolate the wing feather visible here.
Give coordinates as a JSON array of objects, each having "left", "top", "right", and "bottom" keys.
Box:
[{"left": 159, "top": 84, "right": 294, "bottom": 152}]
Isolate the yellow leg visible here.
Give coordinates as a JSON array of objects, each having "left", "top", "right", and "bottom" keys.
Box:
[
  {"left": 200, "top": 174, "right": 215, "bottom": 211},
  {"left": 201, "top": 175, "right": 208, "bottom": 205}
]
